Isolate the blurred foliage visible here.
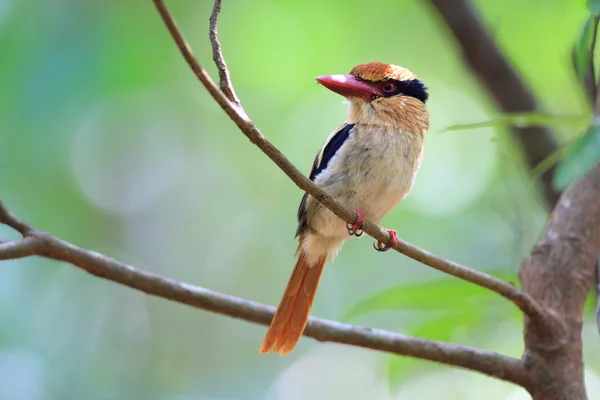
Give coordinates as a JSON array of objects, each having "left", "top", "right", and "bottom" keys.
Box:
[
  {"left": 555, "top": 0, "right": 600, "bottom": 189},
  {"left": 344, "top": 269, "right": 515, "bottom": 320},
  {"left": 1, "top": 0, "right": 600, "bottom": 399},
  {"left": 555, "top": 123, "right": 600, "bottom": 189}
]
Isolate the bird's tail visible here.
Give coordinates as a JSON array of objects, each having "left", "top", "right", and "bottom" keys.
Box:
[{"left": 259, "top": 238, "right": 327, "bottom": 356}]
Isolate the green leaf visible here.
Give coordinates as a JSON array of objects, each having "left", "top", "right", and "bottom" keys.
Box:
[
  {"left": 386, "top": 309, "right": 486, "bottom": 388},
  {"left": 589, "top": 0, "right": 600, "bottom": 16},
  {"left": 344, "top": 270, "right": 516, "bottom": 321},
  {"left": 442, "top": 113, "right": 588, "bottom": 133},
  {"left": 411, "top": 309, "right": 485, "bottom": 342},
  {"left": 572, "top": 17, "right": 596, "bottom": 78},
  {"left": 554, "top": 123, "right": 600, "bottom": 189}
]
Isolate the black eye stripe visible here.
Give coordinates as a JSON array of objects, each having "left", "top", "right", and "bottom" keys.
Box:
[{"left": 381, "top": 79, "right": 429, "bottom": 103}]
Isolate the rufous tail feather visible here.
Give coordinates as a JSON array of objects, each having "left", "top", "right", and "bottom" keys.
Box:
[{"left": 259, "top": 237, "right": 327, "bottom": 356}]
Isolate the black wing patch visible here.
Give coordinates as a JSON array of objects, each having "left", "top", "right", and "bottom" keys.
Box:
[
  {"left": 295, "top": 192, "right": 310, "bottom": 238},
  {"left": 309, "top": 124, "right": 354, "bottom": 180},
  {"left": 296, "top": 123, "right": 355, "bottom": 237}
]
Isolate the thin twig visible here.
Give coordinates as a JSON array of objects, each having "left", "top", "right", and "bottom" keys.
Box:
[
  {"left": 151, "top": 0, "right": 557, "bottom": 335},
  {"left": 0, "top": 201, "right": 34, "bottom": 236},
  {"left": 153, "top": 0, "right": 246, "bottom": 121},
  {"left": 209, "top": 0, "right": 241, "bottom": 107},
  {"left": 0, "top": 237, "right": 41, "bottom": 260},
  {"left": 0, "top": 218, "right": 529, "bottom": 387}
]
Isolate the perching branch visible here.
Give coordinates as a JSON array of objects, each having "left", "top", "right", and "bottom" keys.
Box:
[
  {"left": 0, "top": 201, "right": 529, "bottom": 386},
  {"left": 151, "top": 0, "right": 559, "bottom": 338},
  {"left": 427, "top": 0, "right": 561, "bottom": 208}
]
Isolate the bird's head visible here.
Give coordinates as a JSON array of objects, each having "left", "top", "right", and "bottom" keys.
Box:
[{"left": 316, "top": 62, "right": 429, "bottom": 134}]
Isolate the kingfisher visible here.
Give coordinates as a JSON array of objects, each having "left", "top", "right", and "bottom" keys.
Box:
[{"left": 259, "top": 62, "right": 430, "bottom": 355}]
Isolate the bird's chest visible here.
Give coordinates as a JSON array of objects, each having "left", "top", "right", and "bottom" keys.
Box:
[
  {"left": 345, "top": 131, "right": 421, "bottom": 220},
  {"left": 315, "top": 127, "right": 423, "bottom": 225}
]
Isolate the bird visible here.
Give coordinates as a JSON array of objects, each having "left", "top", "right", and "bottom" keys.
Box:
[{"left": 259, "top": 62, "right": 430, "bottom": 356}]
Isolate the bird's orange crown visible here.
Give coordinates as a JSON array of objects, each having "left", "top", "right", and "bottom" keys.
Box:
[
  {"left": 316, "top": 61, "right": 429, "bottom": 131},
  {"left": 350, "top": 62, "right": 418, "bottom": 83}
]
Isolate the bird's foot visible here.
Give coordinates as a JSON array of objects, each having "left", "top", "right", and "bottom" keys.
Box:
[
  {"left": 346, "top": 209, "right": 365, "bottom": 237},
  {"left": 374, "top": 229, "right": 398, "bottom": 252}
]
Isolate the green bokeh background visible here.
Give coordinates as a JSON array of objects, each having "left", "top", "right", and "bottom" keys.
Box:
[{"left": 1, "top": 0, "right": 599, "bottom": 399}]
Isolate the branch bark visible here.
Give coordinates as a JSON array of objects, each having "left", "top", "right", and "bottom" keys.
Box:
[
  {"left": 151, "top": 0, "right": 558, "bottom": 337},
  {"left": 0, "top": 201, "right": 529, "bottom": 386},
  {"left": 427, "top": 0, "right": 561, "bottom": 208}
]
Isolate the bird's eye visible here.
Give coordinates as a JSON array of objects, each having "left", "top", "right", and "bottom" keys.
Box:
[{"left": 381, "top": 82, "right": 397, "bottom": 94}]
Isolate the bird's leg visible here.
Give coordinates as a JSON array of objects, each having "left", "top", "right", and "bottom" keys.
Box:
[
  {"left": 346, "top": 209, "right": 365, "bottom": 237},
  {"left": 374, "top": 229, "right": 398, "bottom": 252}
]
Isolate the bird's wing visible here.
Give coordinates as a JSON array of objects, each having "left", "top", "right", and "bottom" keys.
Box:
[{"left": 295, "top": 123, "right": 355, "bottom": 237}]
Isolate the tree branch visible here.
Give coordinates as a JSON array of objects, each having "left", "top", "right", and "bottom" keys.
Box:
[
  {"left": 427, "top": 0, "right": 561, "bottom": 208},
  {"left": 0, "top": 201, "right": 529, "bottom": 387},
  {"left": 209, "top": 0, "right": 241, "bottom": 107},
  {"left": 0, "top": 202, "right": 35, "bottom": 236},
  {"left": 151, "top": 0, "right": 558, "bottom": 338},
  {"left": 519, "top": 163, "right": 600, "bottom": 398},
  {"left": 0, "top": 237, "right": 40, "bottom": 260}
]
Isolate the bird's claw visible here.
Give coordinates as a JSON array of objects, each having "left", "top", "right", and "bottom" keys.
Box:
[
  {"left": 346, "top": 209, "right": 365, "bottom": 237},
  {"left": 374, "top": 229, "right": 398, "bottom": 252}
]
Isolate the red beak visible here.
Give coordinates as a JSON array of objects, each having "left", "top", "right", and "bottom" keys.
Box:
[{"left": 316, "top": 74, "right": 382, "bottom": 102}]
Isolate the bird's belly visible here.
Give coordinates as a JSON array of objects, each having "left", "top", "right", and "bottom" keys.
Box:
[{"left": 348, "top": 155, "right": 416, "bottom": 222}]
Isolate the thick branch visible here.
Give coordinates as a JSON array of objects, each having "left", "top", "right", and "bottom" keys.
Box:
[
  {"left": 517, "top": 71, "right": 600, "bottom": 399},
  {"left": 428, "top": 0, "right": 560, "bottom": 208},
  {"left": 519, "top": 163, "right": 600, "bottom": 398},
  {"left": 0, "top": 202, "right": 528, "bottom": 386},
  {"left": 152, "top": 0, "right": 556, "bottom": 333}
]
